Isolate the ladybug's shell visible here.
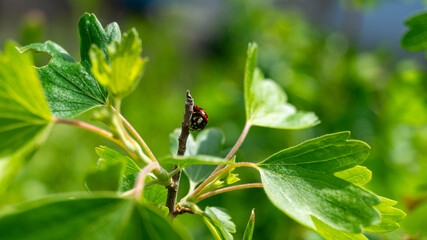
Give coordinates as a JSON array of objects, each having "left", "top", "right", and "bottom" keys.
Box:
[{"left": 190, "top": 105, "right": 208, "bottom": 131}]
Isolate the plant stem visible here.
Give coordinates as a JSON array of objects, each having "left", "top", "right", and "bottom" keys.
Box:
[
  {"left": 208, "top": 122, "right": 252, "bottom": 181},
  {"left": 133, "top": 162, "right": 159, "bottom": 201},
  {"left": 54, "top": 118, "right": 136, "bottom": 158},
  {"left": 110, "top": 104, "right": 152, "bottom": 165},
  {"left": 112, "top": 106, "right": 158, "bottom": 163},
  {"left": 187, "top": 162, "right": 258, "bottom": 201},
  {"left": 197, "top": 183, "right": 263, "bottom": 202},
  {"left": 121, "top": 178, "right": 161, "bottom": 197},
  {"left": 225, "top": 121, "right": 252, "bottom": 161},
  {"left": 166, "top": 90, "right": 194, "bottom": 216}
]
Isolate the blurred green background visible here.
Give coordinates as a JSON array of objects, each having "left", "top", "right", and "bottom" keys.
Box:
[{"left": 1, "top": 0, "right": 427, "bottom": 239}]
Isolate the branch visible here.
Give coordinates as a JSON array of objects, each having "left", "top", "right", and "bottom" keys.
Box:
[
  {"left": 112, "top": 106, "right": 158, "bottom": 163},
  {"left": 166, "top": 90, "right": 194, "bottom": 216},
  {"left": 186, "top": 162, "right": 257, "bottom": 201},
  {"left": 54, "top": 118, "right": 136, "bottom": 159},
  {"left": 133, "top": 162, "right": 159, "bottom": 201},
  {"left": 224, "top": 121, "right": 251, "bottom": 161}
]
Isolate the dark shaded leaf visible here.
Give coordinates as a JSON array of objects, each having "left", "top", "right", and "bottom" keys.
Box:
[{"left": 0, "top": 193, "right": 190, "bottom": 240}]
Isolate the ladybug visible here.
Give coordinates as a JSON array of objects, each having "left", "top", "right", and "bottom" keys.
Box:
[{"left": 190, "top": 105, "right": 208, "bottom": 131}]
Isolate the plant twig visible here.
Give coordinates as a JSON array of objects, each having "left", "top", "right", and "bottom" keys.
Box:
[
  {"left": 133, "top": 162, "right": 159, "bottom": 201},
  {"left": 166, "top": 90, "right": 194, "bottom": 216},
  {"left": 112, "top": 106, "right": 158, "bottom": 162},
  {"left": 197, "top": 183, "right": 263, "bottom": 202},
  {"left": 54, "top": 117, "right": 137, "bottom": 159},
  {"left": 225, "top": 121, "right": 252, "bottom": 161},
  {"left": 209, "top": 122, "right": 252, "bottom": 181},
  {"left": 187, "top": 162, "right": 257, "bottom": 201}
]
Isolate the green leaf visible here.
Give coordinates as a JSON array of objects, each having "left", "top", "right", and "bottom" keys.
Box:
[
  {"left": 169, "top": 128, "right": 225, "bottom": 186},
  {"left": 402, "top": 12, "right": 427, "bottom": 52},
  {"left": 257, "top": 132, "right": 381, "bottom": 233},
  {"left": 96, "top": 146, "right": 140, "bottom": 175},
  {"left": 119, "top": 172, "right": 138, "bottom": 192},
  {"left": 243, "top": 209, "right": 255, "bottom": 240},
  {"left": 0, "top": 41, "right": 52, "bottom": 157},
  {"left": 363, "top": 197, "right": 406, "bottom": 233},
  {"left": 90, "top": 28, "right": 147, "bottom": 99},
  {"left": 86, "top": 146, "right": 140, "bottom": 192},
  {"left": 203, "top": 207, "right": 236, "bottom": 240},
  {"left": 78, "top": 13, "right": 121, "bottom": 71},
  {"left": 21, "top": 13, "right": 121, "bottom": 118},
  {"left": 86, "top": 160, "right": 125, "bottom": 191},
  {"left": 94, "top": 147, "right": 167, "bottom": 205},
  {"left": 243, "top": 43, "right": 319, "bottom": 129},
  {"left": 0, "top": 193, "right": 190, "bottom": 240},
  {"left": 142, "top": 176, "right": 168, "bottom": 206},
  {"left": 334, "top": 166, "right": 372, "bottom": 186},
  {"left": 312, "top": 216, "right": 367, "bottom": 240},
  {"left": 160, "top": 155, "right": 228, "bottom": 169},
  {"left": 120, "top": 174, "right": 167, "bottom": 206}
]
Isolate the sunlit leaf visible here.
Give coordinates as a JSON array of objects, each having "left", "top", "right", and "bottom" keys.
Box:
[
  {"left": 363, "top": 197, "right": 406, "bottom": 233},
  {"left": 402, "top": 12, "right": 427, "bottom": 52},
  {"left": 312, "top": 216, "right": 367, "bottom": 240},
  {"left": 0, "top": 193, "right": 190, "bottom": 239},
  {"left": 203, "top": 207, "right": 236, "bottom": 240},
  {"left": 244, "top": 43, "right": 319, "bottom": 129},
  {"left": 334, "top": 166, "right": 372, "bottom": 186},
  {"left": 0, "top": 41, "right": 52, "bottom": 159},
  {"left": 243, "top": 209, "right": 255, "bottom": 240},
  {"left": 257, "top": 132, "right": 381, "bottom": 233},
  {"left": 90, "top": 28, "right": 147, "bottom": 98},
  {"left": 21, "top": 13, "right": 120, "bottom": 118}
]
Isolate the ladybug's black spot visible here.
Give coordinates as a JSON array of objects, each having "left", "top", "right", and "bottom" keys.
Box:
[{"left": 190, "top": 105, "right": 208, "bottom": 131}]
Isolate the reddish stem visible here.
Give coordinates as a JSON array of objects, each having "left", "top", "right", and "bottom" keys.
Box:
[
  {"left": 197, "top": 183, "right": 263, "bottom": 202},
  {"left": 189, "top": 162, "right": 258, "bottom": 200},
  {"left": 54, "top": 118, "right": 136, "bottom": 159}
]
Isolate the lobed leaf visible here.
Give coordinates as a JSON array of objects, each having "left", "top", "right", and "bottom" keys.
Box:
[
  {"left": 243, "top": 43, "right": 319, "bottom": 129},
  {"left": 21, "top": 13, "right": 120, "bottom": 118},
  {"left": 257, "top": 132, "right": 381, "bottom": 233},
  {"left": 402, "top": 12, "right": 427, "bottom": 52},
  {"left": 0, "top": 42, "right": 52, "bottom": 157},
  {"left": 312, "top": 216, "right": 367, "bottom": 240},
  {"left": 142, "top": 176, "right": 168, "bottom": 206},
  {"left": 203, "top": 207, "right": 236, "bottom": 240},
  {"left": 96, "top": 146, "right": 140, "bottom": 175},
  {"left": 334, "top": 166, "right": 372, "bottom": 187},
  {"left": 93, "top": 147, "right": 167, "bottom": 205},
  {"left": 0, "top": 193, "right": 190, "bottom": 239},
  {"left": 90, "top": 28, "right": 147, "bottom": 98},
  {"left": 86, "top": 146, "right": 140, "bottom": 192},
  {"left": 85, "top": 160, "right": 125, "bottom": 191},
  {"left": 363, "top": 197, "right": 406, "bottom": 233}
]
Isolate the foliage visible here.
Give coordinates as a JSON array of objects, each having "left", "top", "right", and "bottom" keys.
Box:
[
  {"left": 20, "top": 13, "right": 116, "bottom": 118},
  {"left": 0, "top": 193, "right": 189, "bottom": 240},
  {"left": 0, "top": 8, "right": 414, "bottom": 240}
]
